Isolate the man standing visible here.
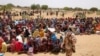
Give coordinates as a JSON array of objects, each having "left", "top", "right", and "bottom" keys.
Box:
[{"left": 62, "top": 31, "right": 77, "bottom": 56}]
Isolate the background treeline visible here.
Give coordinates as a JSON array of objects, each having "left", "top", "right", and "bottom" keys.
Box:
[{"left": 0, "top": 3, "right": 100, "bottom": 11}]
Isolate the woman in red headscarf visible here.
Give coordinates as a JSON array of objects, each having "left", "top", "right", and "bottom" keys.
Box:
[
  {"left": 10, "top": 38, "right": 16, "bottom": 52},
  {"left": 0, "top": 37, "right": 3, "bottom": 52},
  {"left": 15, "top": 39, "right": 23, "bottom": 52}
]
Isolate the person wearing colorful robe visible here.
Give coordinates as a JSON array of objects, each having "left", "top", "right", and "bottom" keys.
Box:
[
  {"left": 27, "top": 44, "right": 33, "bottom": 56},
  {"left": 62, "top": 32, "right": 77, "bottom": 56},
  {"left": 32, "top": 29, "right": 39, "bottom": 38},
  {"left": 1, "top": 41, "right": 7, "bottom": 53},
  {"left": 0, "top": 37, "right": 4, "bottom": 52},
  {"left": 38, "top": 28, "right": 45, "bottom": 38},
  {"left": 15, "top": 39, "right": 23, "bottom": 52}
]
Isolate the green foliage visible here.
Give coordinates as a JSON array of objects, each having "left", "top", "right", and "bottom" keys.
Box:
[
  {"left": 0, "top": 5, "right": 8, "bottom": 11},
  {"left": 90, "top": 7, "right": 98, "bottom": 11},
  {"left": 31, "top": 4, "right": 37, "bottom": 10},
  {"left": 36, "top": 4, "right": 40, "bottom": 9},
  {"left": 74, "top": 7, "right": 83, "bottom": 11},
  {"left": 63, "top": 7, "right": 83, "bottom": 11},
  {"left": 63, "top": 7, "right": 73, "bottom": 10},
  {"left": 6, "top": 3, "right": 15, "bottom": 7},
  {"left": 41, "top": 5, "right": 48, "bottom": 10},
  {"left": 0, "top": 3, "right": 14, "bottom": 11},
  {"left": 16, "top": 5, "right": 22, "bottom": 8},
  {"left": 31, "top": 4, "right": 41, "bottom": 10}
]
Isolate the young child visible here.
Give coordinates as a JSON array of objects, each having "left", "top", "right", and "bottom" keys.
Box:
[{"left": 27, "top": 43, "right": 33, "bottom": 56}]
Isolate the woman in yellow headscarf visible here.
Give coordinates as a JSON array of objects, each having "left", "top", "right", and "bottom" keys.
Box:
[
  {"left": 1, "top": 41, "right": 7, "bottom": 53},
  {"left": 32, "top": 29, "right": 39, "bottom": 38},
  {"left": 39, "top": 28, "right": 45, "bottom": 38}
]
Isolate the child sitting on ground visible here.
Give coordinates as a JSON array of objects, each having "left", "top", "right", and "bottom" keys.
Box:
[{"left": 27, "top": 43, "right": 33, "bottom": 56}]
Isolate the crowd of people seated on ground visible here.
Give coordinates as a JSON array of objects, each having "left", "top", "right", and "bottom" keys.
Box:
[{"left": 0, "top": 15, "right": 100, "bottom": 54}]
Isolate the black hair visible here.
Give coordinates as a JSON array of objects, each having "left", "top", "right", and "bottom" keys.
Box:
[
  {"left": 16, "top": 38, "right": 18, "bottom": 41},
  {"left": 68, "top": 28, "right": 72, "bottom": 31},
  {"left": 29, "top": 43, "right": 33, "bottom": 47}
]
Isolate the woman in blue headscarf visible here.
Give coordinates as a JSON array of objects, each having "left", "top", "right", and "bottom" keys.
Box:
[{"left": 51, "top": 33, "right": 57, "bottom": 44}]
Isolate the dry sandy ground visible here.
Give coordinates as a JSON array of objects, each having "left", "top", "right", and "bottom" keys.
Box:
[{"left": 3, "top": 34, "right": 100, "bottom": 56}]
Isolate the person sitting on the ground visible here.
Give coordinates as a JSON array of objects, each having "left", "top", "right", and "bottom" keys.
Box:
[
  {"left": 52, "top": 39, "right": 61, "bottom": 54},
  {"left": 9, "top": 38, "right": 16, "bottom": 52},
  {"left": 0, "top": 36, "right": 4, "bottom": 52},
  {"left": 38, "top": 24, "right": 45, "bottom": 38},
  {"left": 34, "top": 36, "right": 41, "bottom": 52},
  {"left": 51, "top": 33, "right": 57, "bottom": 44},
  {"left": 32, "top": 29, "right": 39, "bottom": 38},
  {"left": 40, "top": 38, "right": 47, "bottom": 52},
  {"left": 15, "top": 39, "right": 23, "bottom": 53},
  {"left": 27, "top": 42, "right": 33, "bottom": 56},
  {"left": 1, "top": 40, "right": 7, "bottom": 53},
  {"left": 47, "top": 38, "right": 53, "bottom": 52}
]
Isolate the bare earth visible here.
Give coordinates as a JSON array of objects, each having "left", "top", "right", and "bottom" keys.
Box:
[{"left": 4, "top": 34, "right": 100, "bottom": 56}]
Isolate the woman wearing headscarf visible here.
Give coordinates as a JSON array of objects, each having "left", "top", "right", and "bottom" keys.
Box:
[
  {"left": 1, "top": 40, "right": 7, "bottom": 53},
  {"left": 10, "top": 38, "right": 16, "bottom": 52},
  {"left": 0, "top": 37, "right": 3, "bottom": 52},
  {"left": 38, "top": 24, "right": 45, "bottom": 38},
  {"left": 32, "top": 29, "right": 39, "bottom": 38}
]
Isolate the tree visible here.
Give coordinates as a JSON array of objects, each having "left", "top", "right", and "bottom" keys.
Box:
[
  {"left": 63, "top": 7, "right": 73, "bottom": 11},
  {"left": 35, "top": 4, "right": 41, "bottom": 15},
  {"left": 16, "top": 5, "right": 22, "bottom": 8},
  {"left": 36, "top": 4, "right": 40, "bottom": 9},
  {"left": 0, "top": 3, "right": 14, "bottom": 11},
  {"left": 0, "top": 4, "right": 13, "bottom": 20},
  {"left": 31, "top": 4, "right": 36, "bottom": 10},
  {"left": 0, "top": 5, "right": 10, "bottom": 11},
  {"left": 6, "top": 3, "right": 15, "bottom": 7},
  {"left": 0, "top": 5, "right": 5, "bottom": 11},
  {"left": 41, "top": 5, "right": 48, "bottom": 10},
  {"left": 74, "top": 7, "right": 83, "bottom": 11},
  {"left": 0, "top": 5, "right": 2, "bottom": 6},
  {"left": 90, "top": 7, "right": 98, "bottom": 11}
]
